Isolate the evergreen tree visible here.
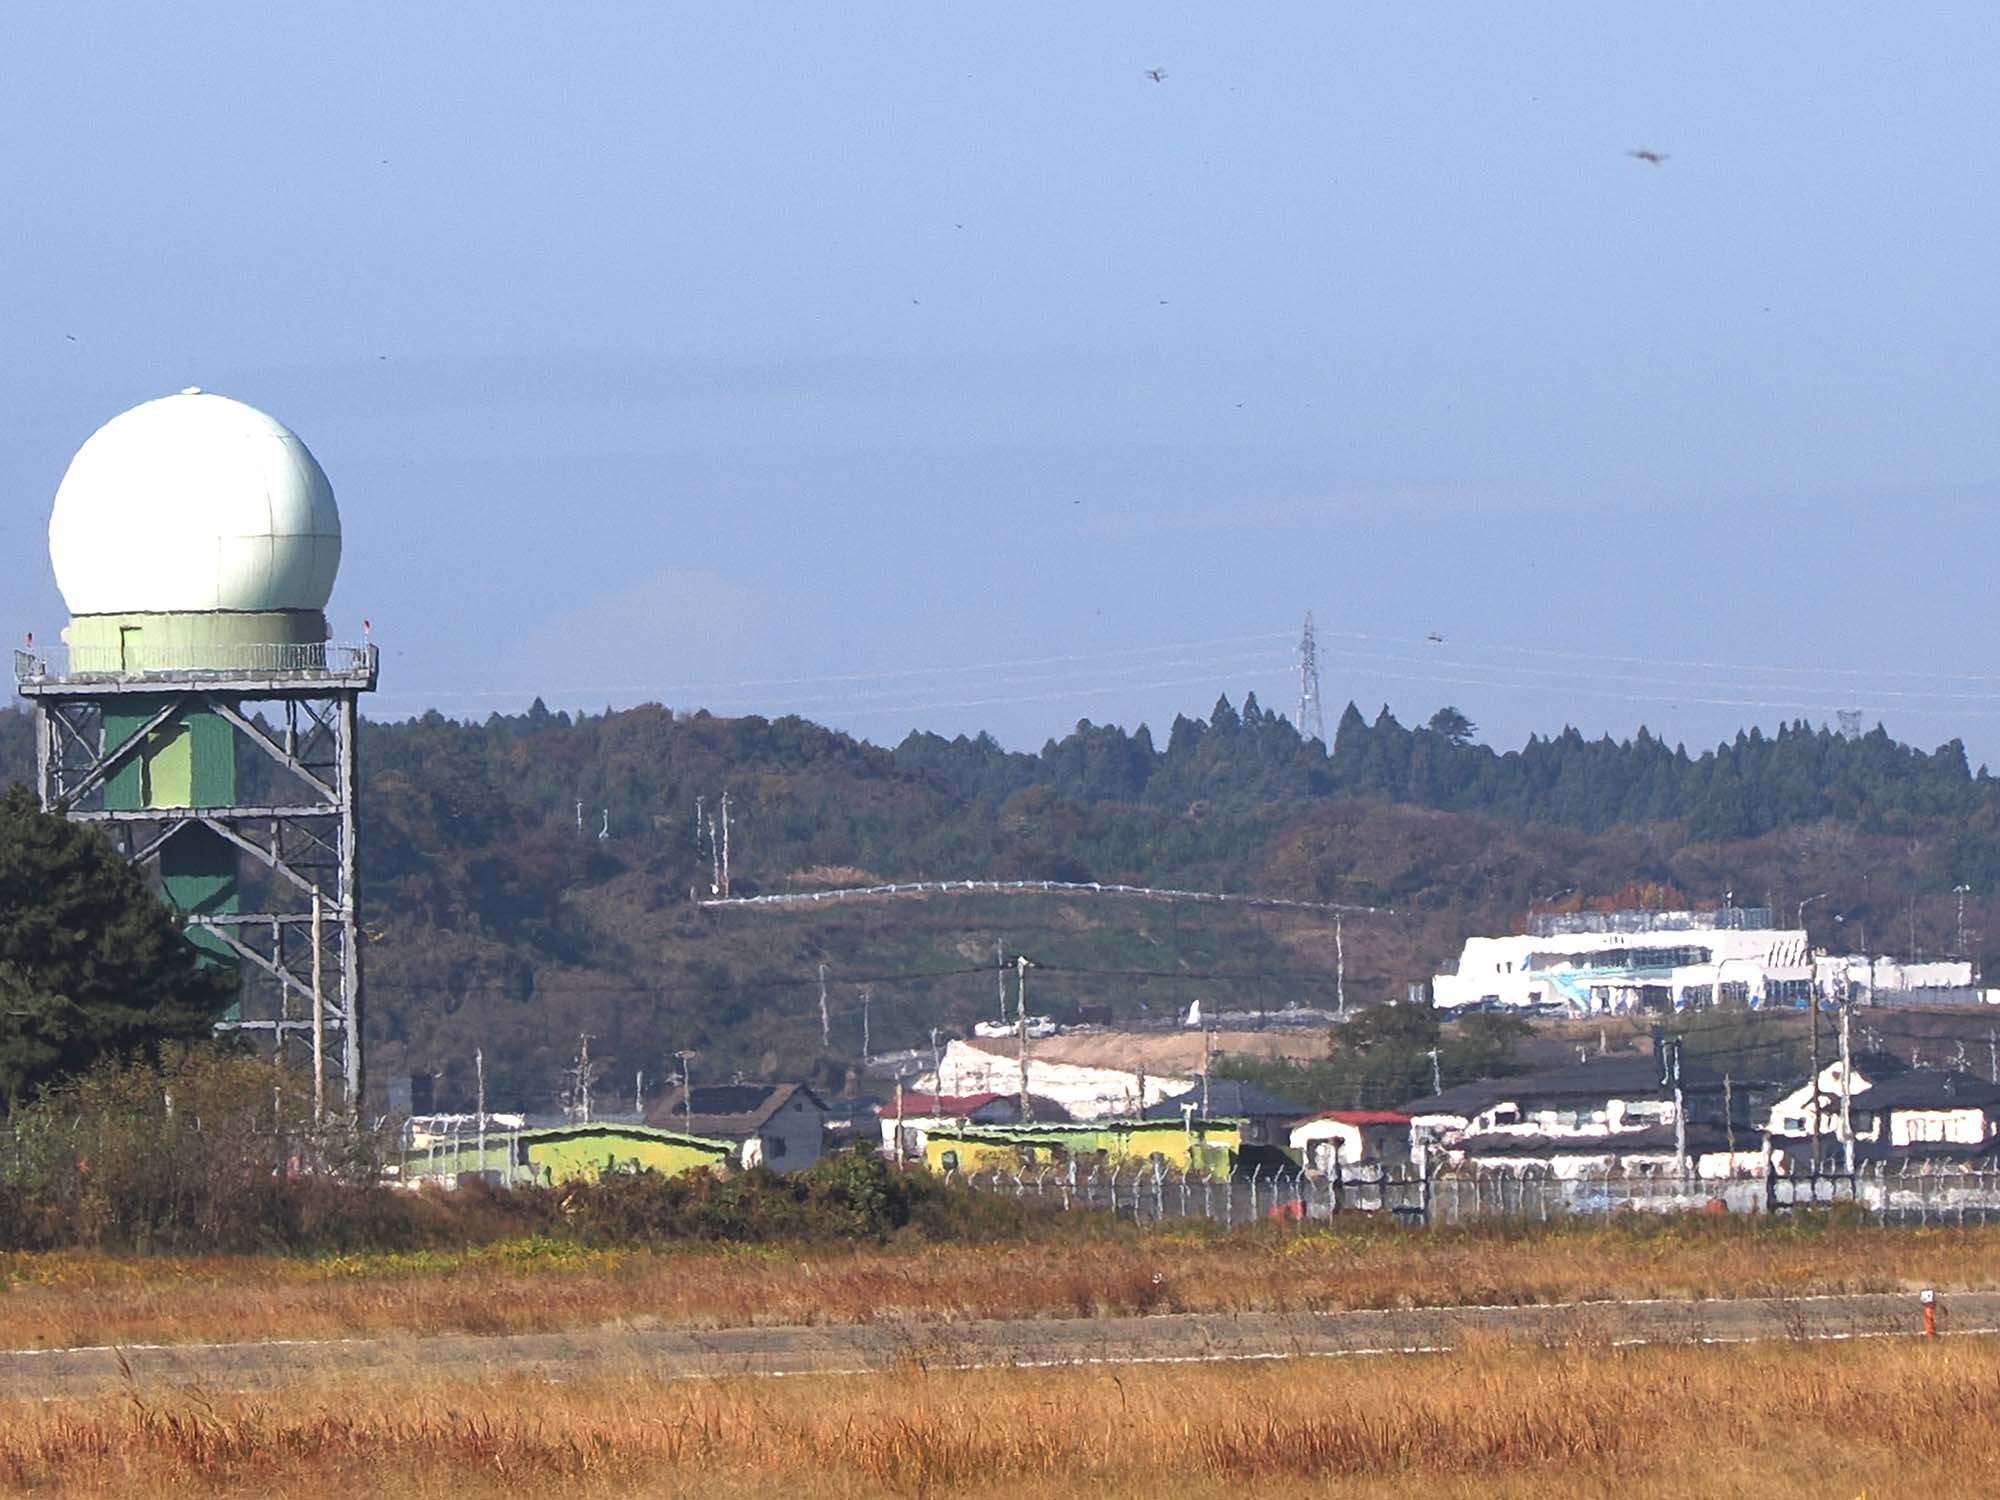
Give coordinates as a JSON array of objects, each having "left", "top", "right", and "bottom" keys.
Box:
[{"left": 0, "top": 788, "right": 231, "bottom": 1108}]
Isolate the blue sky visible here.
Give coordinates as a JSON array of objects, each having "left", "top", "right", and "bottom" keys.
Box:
[{"left": 6, "top": 7, "right": 2000, "bottom": 758}]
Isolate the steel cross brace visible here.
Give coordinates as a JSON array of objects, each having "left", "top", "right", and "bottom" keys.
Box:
[
  {"left": 53, "top": 699, "right": 181, "bottom": 808},
  {"left": 184, "top": 917, "right": 335, "bottom": 1012},
  {"left": 205, "top": 698, "right": 341, "bottom": 804}
]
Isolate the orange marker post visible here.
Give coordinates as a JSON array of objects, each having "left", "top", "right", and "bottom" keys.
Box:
[{"left": 1922, "top": 1288, "right": 1937, "bottom": 1339}]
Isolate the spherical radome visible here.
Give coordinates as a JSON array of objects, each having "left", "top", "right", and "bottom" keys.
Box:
[{"left": 49, "top": 390, "right": 342, "bottom": 616}]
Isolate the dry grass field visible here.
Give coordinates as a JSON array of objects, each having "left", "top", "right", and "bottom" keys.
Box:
[
  {"left": 3, "top": 1212, "right": 1999, "bottom": 1351},
  {"left": 0, "top": 1334, "right": 1991, "bottom": 1498}
]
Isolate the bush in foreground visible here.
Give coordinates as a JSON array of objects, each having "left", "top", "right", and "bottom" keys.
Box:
[{"left": 0, "top": 1049, "right": 1035, "bottom": 1254}]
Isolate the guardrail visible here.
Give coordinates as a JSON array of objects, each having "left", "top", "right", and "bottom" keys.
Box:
[
  {"left": 700, "top": 878, "right": 1389, "bottom": 915},
  {"left": 15, "top": 642, "right": 376, "bottom": 683}
]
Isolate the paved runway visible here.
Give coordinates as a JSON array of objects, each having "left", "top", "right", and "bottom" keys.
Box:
[{"left": 5, "top": 1291, "right": 1994, "bottom": 1398}]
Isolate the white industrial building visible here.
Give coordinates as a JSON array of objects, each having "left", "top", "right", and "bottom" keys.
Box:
[{"left": 1431, "top": 908, "right": 1977, "bottom": 1015}]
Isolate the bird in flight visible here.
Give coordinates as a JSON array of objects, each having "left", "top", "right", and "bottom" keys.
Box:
[
  {"left": 1626, "top": 149, "right": 1668, "bottom": 166},
  {"left": 1145, "top": 67, "right": 1167, "bottom": 83}
]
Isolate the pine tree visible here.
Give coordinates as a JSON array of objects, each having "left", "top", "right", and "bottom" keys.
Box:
[{"left": 0, "top": 788, "right": 232, "bottom": 1108}]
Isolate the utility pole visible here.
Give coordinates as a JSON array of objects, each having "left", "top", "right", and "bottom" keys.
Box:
[
  {"left": 675, "top": 1049, "right": 695, "bottom": 1131},
  {"left": 1666, "top": 1035, "right": 1688, "bottom": 1189},
  {"left": 1800, "top": 893, "right": 1828, "bottom": 1172},
  {"left": 860, "top": 989, "right": 871, "bottom": 1063},
  {"left": 719, "top": 791, "right": 732, "bottom": 899},
  {"left": 930, "top": 1026, "right": 942, "bottom": 1085},
  {"left": 1297, "top": 610, "right": 1326, "bottom": 744},
  {"left": 634, "top": 1069, "right": 643, "bottom": 1116},
  {"left": 995, "top": 939, "right": 1006, "bottom": 1023},
  {"left": 1427, "top": 1047, "right": 1442, "bottom": 1096},
  {"left": 1956, "top": 884, "right": 1972, "bottom": 958},
  {"left": 818, "top": 962, "right": 831, "bottom": 1049},
  {"left": 310, "top": 888, "right": 325, "bottom": 1127},
  {"left": 1839, "top": 976, "right": 1855, "bottom": 1176},
  {"left": 1808, "top": 993, "right": 1822, "bottom": 1173},
  {"left": 708, "top": 817, "right": 721, "bottom": 895},
  {"left": 475, "top": 1046, "right": 487, "bottom": 1175},
  {"left": 1723, "top": 1072, "right": 1736, "bottom": 1160},
  {"left": 1201, "top": 1025, "right": 1213, "bottom": 1118},
  {"left": 572, "top": 1034, "right": 594, "bottom": 1124},
  {"left": 1016, "top": 956, "right": 1033, "bottom": 1123},
  {"left": 1334, "top": 910, "right": 1346, "bottom": 1020}
]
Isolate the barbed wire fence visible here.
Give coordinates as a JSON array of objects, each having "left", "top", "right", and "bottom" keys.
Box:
[{"left": 941, "top": 1159, "right": 2000, "bottom": 1228}]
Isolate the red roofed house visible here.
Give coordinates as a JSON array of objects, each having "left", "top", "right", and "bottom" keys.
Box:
[{"left": 1288, "top": 1109, "right": 1413, "bottom": 1171}]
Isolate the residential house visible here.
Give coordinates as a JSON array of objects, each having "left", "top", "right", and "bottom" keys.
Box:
[
  {"left": 1288, "top": 1109, "right": 1413, "bottom": 1171},
  {"left": 1405, "top": 1080, "right": 1508, "bottom": 1148},
  {"left": 879, "top": 1091, "right": 1070, "bottom": 1163},
  {"left": 1767, "top": 1061, "right": 2000, "bottom": 1163},
  {"left": 1136, "top": 1079, "right": 1307, "bottom": 1174},
  {"left": 644, "top": 1083, "right": 828, "bottom": 1171},
  {"left": 1400, "top": 1048, "right": 1768, "bottom": 1175},
  {"left": 1440, "top": 1122, "right": 1763, "bottom": 1180},
  {"left": 1857, "top": 1069, "right": 2000, "bottom": 1149},
  {"left": 921, "top": 1117, "right": 1241, "bottom": 1175},
  {"left": 400, "top": 1120, "right": 732, "bottom": 1187},
  {"left": 1762, "top": 1053, "right": 1908, "bottom": 1144},
  {"left": 513, "top": 1122, "right": 733, "bottom": 1184}
]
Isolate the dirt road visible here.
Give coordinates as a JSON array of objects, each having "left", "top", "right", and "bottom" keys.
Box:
[{"left": 4, "top": 1291, "right": 1993, "bottom": 1399}]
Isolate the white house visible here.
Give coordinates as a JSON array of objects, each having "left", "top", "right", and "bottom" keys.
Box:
[
  {"left": 1763, "top": 1056, "right": 1903, "bottom": 1142},
  {"left": 1767, "top": 1064, "right": 2000, "bottom": 1153},
  {"left": 1288, "top": 1109, "right": 1412, "bottom": 1170},
  {"left": 643, "top": 1083, "right": 827, "bottom": 1171}
]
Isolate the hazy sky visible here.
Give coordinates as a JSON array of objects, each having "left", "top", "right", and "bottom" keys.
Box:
[{"left": 6, "top": 8, "right": 2000, "bottom": 759}]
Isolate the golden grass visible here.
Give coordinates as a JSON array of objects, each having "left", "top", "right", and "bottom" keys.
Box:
[
  {"left": 1, "top": 1213, "right": 1997, "bottom": 1351},
  {"left": 0, "top": 1334, "right": 1993, "bottom": 1497}
]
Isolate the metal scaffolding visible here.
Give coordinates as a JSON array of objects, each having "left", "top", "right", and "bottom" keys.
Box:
[{"left": 14, "top": 644, "right": 378, "bottom": 1115}]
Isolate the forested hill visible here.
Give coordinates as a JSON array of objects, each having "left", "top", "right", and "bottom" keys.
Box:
[
  {"left": 2, "top": 694, "right": 1997, "bottom": 1112},
  {"left": 903, "top": 697, "right": 1992, "bottom": 852}
]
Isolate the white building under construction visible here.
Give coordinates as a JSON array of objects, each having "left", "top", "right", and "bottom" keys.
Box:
[{"left": 1431, "top": 908, "right": 1977, "bottom": 1015}]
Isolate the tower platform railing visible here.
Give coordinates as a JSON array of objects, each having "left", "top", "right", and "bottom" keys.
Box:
[{"left": 15, "top": 642, "right": 377, "bottom": 690}]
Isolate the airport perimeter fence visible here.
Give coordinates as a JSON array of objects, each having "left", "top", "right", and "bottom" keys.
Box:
[{"left": 947, "top": 1161, "right": 2000, "bottom": 1228}]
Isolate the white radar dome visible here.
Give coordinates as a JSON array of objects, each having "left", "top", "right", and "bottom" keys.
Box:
[{"left": 48, "top": 390, "right": 342, "bottom": 616}]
